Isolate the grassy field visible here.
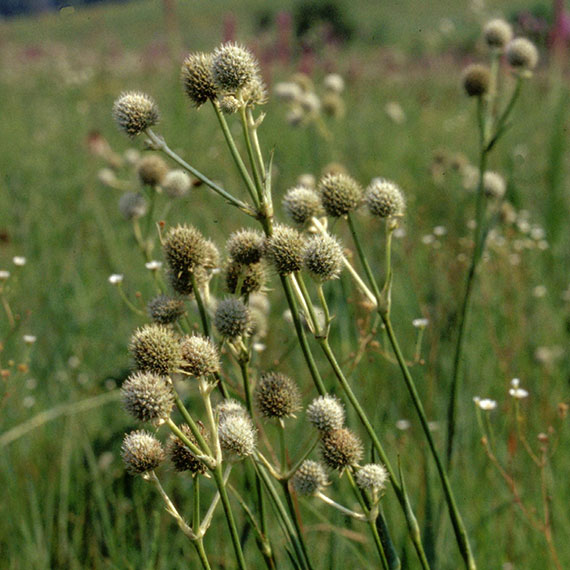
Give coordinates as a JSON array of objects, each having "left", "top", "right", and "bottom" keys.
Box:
[{"left": 0, "top": 0, "right": 568, "bottom": 568}]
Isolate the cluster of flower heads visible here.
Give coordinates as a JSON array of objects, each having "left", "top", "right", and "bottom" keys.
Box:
[
  {"left": 463, "top": 18, "right": 539, "bottom": 98},
  {"left": 274, "top": 72, "right": 346, "bottom": 126}
]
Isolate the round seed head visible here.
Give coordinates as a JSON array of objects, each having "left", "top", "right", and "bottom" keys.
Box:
[
  {"left": 227, "top": 228, "right": 265, "bottom": 265},
  {"left": 506, "top": 38, "right": 539, "bottom": 71},
  {"left": 216, "top": 398, "right": 248, "bottom": 422},
  {"left": 119, "top": 192, "right": 147, "bottom": 220},
  {"left": 255, "top": 372, "right": 301, "bottom": 419},
  {"left": 242, "top": 75, "right": 268, "bottom": 107},
  {"left": 365, "top": 178, "right": 406, "bottom": 218},
  {"left": 214, "top": 297, "right": 251, "bottom": 339},
  {"left": 355, "top": 463, "right": 389, "bottom": 492},
  {"left": 167, "top": 424, "right": 207, "bottom": 474},
  {"left": 121, "top": 371, "right": 174, "bottom": 424},
  {"left": 483, "top": 19, "right": 513, "bottom": 49},
  {"left": 321, "top": 427, "right": 363, "bottom": 471},
  {"left": 264, "top": 224, "right": 304, "bottom": 275},
  {"left": 324, "top": 73, "right": 345, "bottom": 94},
  {"left": 218, "top": 413, "right": 257, "bottom": 459},
  {"left": 112, "top": 91, "right": 159, "bottom": 138},
  {"left": 225, "top": 261, "right": 266, "bottom": 295},
  {"left": 121, "top": 430, "right": 165, "bottom": 474},
  {"left": 179, "top": 334, "right": 220, "bottom": 377},
  {"left": 162, "top": 169, "right": 192, "bottom": 198},
  {"left": 292, "top": 460, "right": 329, "bottom": 495},
  {"left": 147, "top": 294, "right": 186, "bottom": 324},
  {"left": 137, "top": 155, "right": 169, "bottom": 187},
  {"left": 219, "top": 95, "right": 241, "bottom": 114},
  {"left": 212, "top": 43, "right": 260, "bottom": 94},
  {"left": 181, "top": 52, "right": 217, "bottom": 107},
  {"left": 318, "top": 173, "right": 362, "bottom": 217},
  {"left": 307, "top": 394, "right": 345, "bottom": 432},
  {"left": 483, "top": 170, "right": 506, "bottom": 199},
  {"left": 163, "top": 224, "right": 208, "bottom": 280},
  {"left": 282, "top": 186, "right": 324, "bottom": 226},
  {"left": 303, "top": 234, "right": 343, "bottom": 282},
  {"left": 462, "top": 64, "right": 491, "bottom": 97},
  {"left": 129, "top": 324, "right": 181, "bottom": 375}
]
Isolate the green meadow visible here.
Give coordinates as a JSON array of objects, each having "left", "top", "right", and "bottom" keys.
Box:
[{"left": 0, "top": 0, "right": 568, "bottom": 568}]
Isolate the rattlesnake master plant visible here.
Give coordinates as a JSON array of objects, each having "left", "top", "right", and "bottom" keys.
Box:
[{"left": 108, "top": 19, "right": 542, "bottom": 569}]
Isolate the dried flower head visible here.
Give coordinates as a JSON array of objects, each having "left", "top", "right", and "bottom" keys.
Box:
[
  {"left": 162, "top": 169, "right": 192, "bottom": 198},
  {"left": 365, "top": 178, "right": 406, "bottom": 218},
  {"left": 121, "top": 430, "right": 165, "bottom": 474},
  {"left": 355, "top": 463, "right": 389, "bottom": 492},
  {"left": 216, "top": 398, "right": 248, "bottom": 422},
  {"left": 225, "top": 260, "right": 266, "bottom": 295},
  {"left": 282, "top": 186, "right": 324, "bottom": 226},
  {"left": 321, "top": 427, "right": 363, "bottom": 471},
  {"left": 121, "top": 371, "right": 174, "bottom": 424},
  {"left": 167, "top": 424, "right": 207, "bottom": 474},
  {"left": 307, "top": 394, "right": 345, "bottom": 432},
  {"left": 180, "top": 334, "right": 220, "bottom": 377},
  {"left": 219, "top": 95, "right": 241, "bottom": 114},
  {"left": 212, "top": 43, "right": 260, "bottom": 94},
  {"left": 303, "top": 234, "right": 343, "bottom": 282},
  {"left": 483, "top": 171, "right": 506, "bottom": 199},
  {"left": 227, "top": 228, "right": 265, "bottom": 265},
  {"left": 506, "top": 38, "right": 539, "bottom": 72},
  {"left": 218, "top": 413, "right": 257, "bottom": 459},
  {"left": 292, "top": 460, "right": 329, "bottom": 495},
  {"left": 483, "top": 19, "right": 513, "bottom": 49},
  {"left": 129, "top": 324, "right": 181, "bottom": 375},
  {"left": 318, "top": 173, "right": 362, "bottom": 217},
  {"left": 119, "top": 192, "right": 148, "bottom": 220},
  {"left": 214, "top": 298, "right": 251, "bottom": 339},
  {"left": 462, "top": 64, "right": 491, "bottom": 97},
  {"left": 138, "top": 155, "right": 169, "bottom": 186},
  {"left": 181, "top": 52, "right": 217, "bottom": 107},
  {"left": 113, "top": 92, "right": 159, "bottom": 138},
  {"left": 255, "top": 372, "right": 301, "bottom": 419},
  {"left": 264, "top": 225, "right": 304, "bottom": 275},
  {"left": 323, "top": 73, "right": 345, "bottom": 94},
  {"left": 147, "top": 294, "right": 186, "bottom": 324}
]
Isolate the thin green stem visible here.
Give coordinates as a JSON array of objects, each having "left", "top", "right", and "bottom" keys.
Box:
[
  {"left": 193, "top": 475, "right": 201, "bottom": 532},
  {"left": 239, "top": 105, "right": 264, "bottom": 199},
  {"left": 193, "top": 538, "right": 213, "bottom": 570},
  {"left": 283, "top": 481, "right": 315, "bottom": 570},
  {"left": 171, "top": 393, "right": 213, "bottom": 459}
]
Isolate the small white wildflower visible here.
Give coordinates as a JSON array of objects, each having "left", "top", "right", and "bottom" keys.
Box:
[
  {"left": 108, "top": 274, "right": 124, "bottom": 285},
  {"left": 433, "top": 226, "right": 447, "bottom": 237},
  {"left": 476, "top": 398, "right": 497, "bottom": 411},
  {"left": 412, "top": 318, "right": 429, "bottom": 329},
  {"left": 393, "top": 227, "right": 406, "bottom": 239},
  {"left": 421, "top": 234, "right": 435, "bottom": 245},
  {"left": 12, "top": 256, "right": 27, "bottom": 266},
  {"left": 510, "top": 378, "right": 520, "bottom": 388},
  {"left": 395, "top": 419, "right": 411, "bottom": 431},
  {"left": 530, "top": 226, "right": 545, "bottom": 241},
  {"left": 23, "top": 335, "right": 37, "bottom": 344},
  {"left": 0, "top": 270, "right": 10, "bottom": 280},
  {"left": 509, "top": 387, "right": 529, "bottom": 399},
  {"left": 274, "top": 82, "right": 303, "bottom": 102},
  {"left": 537, "top": 240, "right": 549, "bottom": 251},
  {"left": 533, "top": 285, "right": 547, "bottom": 298},
  {"left": 323, "top": 73, "right": 345, "bottom": 94},
  {"left": 384, "top": 101, "right": 406, "bottom": 124},
  {"left": 145, "top": 260, "right": 163, "bottom": 271}
]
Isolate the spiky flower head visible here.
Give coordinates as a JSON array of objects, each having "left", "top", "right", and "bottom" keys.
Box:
[
  {"left": 355, "top": 463, "right": 389, "bottom": 492},
  {"left": 227, "top": 228, "right": 265, "bottom": 265},
  {"left": 129, "top": 324, "right": 181, "bottom": 375},
  {"left": 506, "top": 38, "right": 539, "bottom": 72},
  {"left": 162, "top": 169, "right": 192, "bottom": 198},
  {"left": 218, "top": 413, "right": 257, "bottom": 459},
  {"left": 138, "top": 155, "right": 169, "bottom": 186},
  {"left": 179, "top": 334, "right": 220, "bottom": 378},
  {"left": 216, "top": 398, "right": 248, "bottom": 422},
  {"left": 163, "top": 225, "right": 208, "bottom": 295},
  {"left": 167, "top": 424, "right": 207, "bottom": 474},
  {"left": 483, "top": 19, "right": 513, "bottom": 49},
  {"left": 121, "top": 430, "right": 165, "bottom": 474},
  {"left": 282, "top": 186, "right": 324, "bottom": 226},
  {"left": 214, "top": 298, "right": 251, "bottom": 339},
  {"left": 219, "top": 95, "right": 241, "bottom": 114},
  {"left": 242, "top": 75, "right": 268, "bottom": 107},
  {"left": 147, "top": 294, "right": 186, "bottom": 324},
  {"left": 121, "top": 371, "right": 174, "bottom": 424},
  {"left": 307, "top": 394, "right": 345, "bottom": 432},
  {"left": 181, "top": 52, "right": 217, "bottom": 107},
  {"left": 483, "top": 170, "right": 506, "bottom": 199},
  {"left": 292, "top": 460, "right": 329, "bottom": 495},
  {"left": 462, "top": 64, "right": 491, "bottom": 97},
  {"left": 321, "top": 427, "right": 363, "bottom": 471},
  {"left": 264, "top": 224, "right": 304, "bottom": 275},
  {"left": 303, "top": 234, "right": 343, "bottom": 282},
  {"left": 212, "top": 43, "right": 260, "bottom": 95},
  {"left": 318, "top": 173, "right": 362, "bottom": 217},
  {"left": 365, "top": 178, "right": 406, "bottom": 218},
  {"left": 119, "top": 192, "right": 147, "bottom": 220},
  {"left": 255, "top": 372, "right": 301, "bottom": 419},
  {"left": 225, "top": 260, "right": 266, "bottom": 295},
  {"left": 112, "top": 91, "right": 159, "bottom": 138}
]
